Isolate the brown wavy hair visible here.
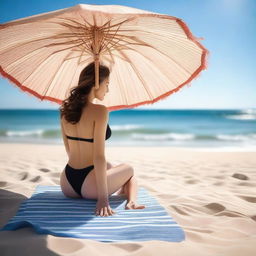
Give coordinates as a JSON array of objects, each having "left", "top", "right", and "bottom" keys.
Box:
[{"left": 59, "top": 62, "right": 110, "bottom": 124}]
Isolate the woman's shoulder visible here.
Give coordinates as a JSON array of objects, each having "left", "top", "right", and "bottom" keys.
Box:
[
  {"left": 88, "top": 103, "right": 108, "bottom": 113},
  {"left": 81, "top": 103, "right": 108, "bottom": 121},
  {"left": 87, "top": 104, "right": 108, "bottom": 123}
]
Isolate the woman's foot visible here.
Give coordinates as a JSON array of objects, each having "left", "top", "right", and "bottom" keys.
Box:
[{"left": 125, "top": 200, "right": 146, "bottom": 210}]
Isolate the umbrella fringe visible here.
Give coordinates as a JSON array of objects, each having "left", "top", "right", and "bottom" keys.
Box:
[
  {"left": 108, "top": 79, "right": 195, "bottom": 111},
  {"left": 0, "top": 66, "right": 61, "bottom": 106},
  {"left": 187, "top": 47, "right": 210, "bottom": 86},
  {"left": 108, "top": 49, "right": 210, "bottom": 112},
  {"left": 176, "top": 18, "right": 210, "bottom": 71}
]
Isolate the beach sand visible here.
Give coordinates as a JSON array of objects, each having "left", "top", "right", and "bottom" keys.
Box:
[{"left": 0, "top": 143, "right": 255, "bottom": 256}]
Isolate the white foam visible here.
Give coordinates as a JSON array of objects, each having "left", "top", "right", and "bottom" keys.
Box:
[
  {"left": 111, "top": 124, "right": 142, "bottom": 131},
  {"left": 131, "top": 133, "right": 195, "bottom": 141},
  {"left": 6, "top": 129, "right": 44, "bottom": 137},
  {"left": 225, "top": 114, "right": 256, "bottom": 120},
  {"left": 216, "top": 134, "right": 255, "bottom": 141}
]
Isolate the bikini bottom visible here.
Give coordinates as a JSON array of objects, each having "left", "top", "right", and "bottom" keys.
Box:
[{"left": 65, "top": 163, "right": 94, "bottom": 197}]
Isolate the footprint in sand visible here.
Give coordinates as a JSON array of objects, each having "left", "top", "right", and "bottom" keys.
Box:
[
  {"left": 30, "top": 175, "right": 41, "bottom": 182},
  {"left": 237, "top": 182, "right": 256, "bottom": 187},
  {"left": 19, "top": 172, "right": 28, "bottom": 180},
  {"left": 232, "top": 173, "right": 249, "bottom": 180},
  {"left": 186, "top": 179, "right": 199, "bottom": 184},
  {"left": 204, "top": 203, "right": 225, "bottom": 214},
  {"left": 39, "top": 168, "right": 50, "bottom": 173},
  {"left": 238, "top": 196, "right": 256, "bottom": 203},
  {"left": 215, "top": 210, "right": 244, "bottom": 218}
]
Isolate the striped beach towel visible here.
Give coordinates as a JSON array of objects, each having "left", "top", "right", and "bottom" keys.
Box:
[{"left": 0, "top": 185, "right": 185, "bottom": 242}]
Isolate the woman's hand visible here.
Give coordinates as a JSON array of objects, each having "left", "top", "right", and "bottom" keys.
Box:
[{"left": 95, "top": 199, "right": 116, "bottom": 217}]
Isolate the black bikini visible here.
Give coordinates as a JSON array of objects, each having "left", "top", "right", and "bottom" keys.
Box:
[{"left": 65, "top": 124, "right": 112, "bottom": 197}]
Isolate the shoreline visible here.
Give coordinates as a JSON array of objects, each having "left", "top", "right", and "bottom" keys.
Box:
[{"left": 1, "top": 142, "right": 256, "bottom": 152}]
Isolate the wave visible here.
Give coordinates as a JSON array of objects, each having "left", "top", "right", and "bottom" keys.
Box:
[
  {"left": 131, "top": 132, "right": 195, "bottom": 141},
  {"left": 131, "top": 132, "right": 256, "bottom": 142},
  {"left": 1, "top": 128, "right": 256, "bottom": 143},
  {"left": 2, "top": 129, "right": 60, "bottom": 138},
  {"left": 224, "top": 108, "right": 256, "bottom": 120},
  {"left": 216, "top": 133, "right": 256, "bottom": 141},
  {"left": 225, "top": 114, "right": 256, "bottom": 120},
  {"left": 111, "top": 124, "right": 143, "bottom": 131},
  {"left": 6, "top": 129, "right": 44, "bottom": 137}
]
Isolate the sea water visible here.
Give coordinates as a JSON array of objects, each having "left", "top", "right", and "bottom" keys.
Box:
[{"left": 0, "top": 108, "right": 256, "bottom": 151}]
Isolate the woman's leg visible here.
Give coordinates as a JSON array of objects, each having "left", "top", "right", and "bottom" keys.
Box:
[
  {"left": 108, "top": 161, "right": 145, "bottom": 209},
  {"left": 107, "top": 161, "right": 126, "bottom": 195},
  {"left": 124, "top": 175, "right": 145, "bottom": 210}
]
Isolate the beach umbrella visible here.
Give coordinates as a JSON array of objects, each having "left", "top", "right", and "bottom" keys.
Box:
[{"left": 0, "top": 4, "right": 209, "bottom": 111}]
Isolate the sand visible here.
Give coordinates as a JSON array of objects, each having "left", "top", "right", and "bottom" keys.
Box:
[{"left": 0, "top": 143, "right": 256, "bottom": 256}]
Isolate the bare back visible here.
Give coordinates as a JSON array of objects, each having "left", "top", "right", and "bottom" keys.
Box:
[{"left": 61, "top": 103, "right": 108, "bottom": 169}]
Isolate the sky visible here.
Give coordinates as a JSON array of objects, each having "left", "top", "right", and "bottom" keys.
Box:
[{"left": 0, "top": 0, "right": 255, "bottom": 110}]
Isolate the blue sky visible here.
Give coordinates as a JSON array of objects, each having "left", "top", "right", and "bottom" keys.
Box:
[{"left": 0, "top": 0, "right": 255, "bottom": 110}]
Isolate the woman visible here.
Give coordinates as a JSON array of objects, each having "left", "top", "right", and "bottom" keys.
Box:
[{"left": 59, "top": 62, "right": 145, "bottom": 217}]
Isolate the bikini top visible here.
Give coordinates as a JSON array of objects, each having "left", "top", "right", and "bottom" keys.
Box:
[{"left": 65, "top": 123, "right": 111, "bottom": 143}]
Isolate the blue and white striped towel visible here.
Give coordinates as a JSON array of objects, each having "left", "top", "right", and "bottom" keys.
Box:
[{"left": 0, "top": 185, "right": 185, "bottom": 242}]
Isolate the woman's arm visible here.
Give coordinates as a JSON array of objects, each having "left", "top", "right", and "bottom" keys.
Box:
[
  {"left": 94, "top": 157, "right": 108, "bottom": 201},
  {"left": 93, "top": 106, "right": 109, "bottom": 201}
]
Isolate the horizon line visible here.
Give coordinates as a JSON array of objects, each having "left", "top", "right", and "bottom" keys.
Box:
[{"left": 0, "top": 107, "right": 255, "bottom": 111}]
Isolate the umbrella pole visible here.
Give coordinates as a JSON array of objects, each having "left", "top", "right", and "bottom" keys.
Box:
[
  {"left": 94, "top": 55, "right": 99, "bottom": 90},
  {"left": 93, "top": 28, "right": 100, "bottom": 90}
]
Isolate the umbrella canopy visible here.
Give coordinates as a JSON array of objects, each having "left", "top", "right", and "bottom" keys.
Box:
[{"left": 0, "top": 4, "right": 209, "bottom": 111}]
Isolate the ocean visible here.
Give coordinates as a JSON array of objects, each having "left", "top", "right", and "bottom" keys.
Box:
[{"left": 0, "top": 108, "right": 256, "bottom": 151}]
